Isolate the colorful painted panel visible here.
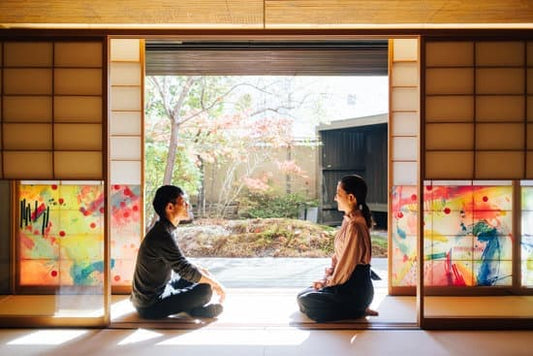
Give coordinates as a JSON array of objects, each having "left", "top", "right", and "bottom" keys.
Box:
[
  {"left": 522, "top": 186, "right": 533, "bottom": 287},
  {"left": 391, "top": 185, "right": 418, "bottom": 286},
  {"left": 19, "top": 183, "right": 105, "bottom": 287},
  {"left": 110, "top": 184, "right": 141, "bottom": 286},
  {"left": 392, "top": 183, "right": 514, "bottom": 287},
  {"left": 424, "top": 184, "right": 513, "bottom": 287},
  {"left": 18, "top": 182, "right": 142, "bottom": 288}
]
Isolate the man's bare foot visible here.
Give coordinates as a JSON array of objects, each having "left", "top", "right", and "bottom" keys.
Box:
[{"left": 365, "top": 308, "right": 379, "bottom": 316}]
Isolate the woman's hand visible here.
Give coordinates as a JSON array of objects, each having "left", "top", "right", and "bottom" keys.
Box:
[{"left": 312, "top": 279, "right": 326, "bottom": 290}]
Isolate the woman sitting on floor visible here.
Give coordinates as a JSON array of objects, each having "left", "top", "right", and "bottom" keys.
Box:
[{"left": 297, "top": 174, "right": 378, "bottom": 322}]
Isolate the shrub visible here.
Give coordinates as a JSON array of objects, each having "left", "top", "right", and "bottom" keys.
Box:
[{"left": 238, "top": 191, "right": 315, "bottom": 219}]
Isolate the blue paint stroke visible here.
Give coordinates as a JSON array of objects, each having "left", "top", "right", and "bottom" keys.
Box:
[
  {"left": 71, "top": 259, "right": 115, "bottom": 285},
  {"left": 472, "top": 221, "right": 501, "bottom": 286}
]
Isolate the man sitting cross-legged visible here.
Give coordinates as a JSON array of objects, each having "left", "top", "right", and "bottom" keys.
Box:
[{"left": 131, "top": 185, "right": 225, "bottom": 319}]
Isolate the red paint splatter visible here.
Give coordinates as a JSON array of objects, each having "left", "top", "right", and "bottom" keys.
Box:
[
  {"left": 114, "top": 275, "right": 121, "bottom": 282},
  {"left": 58, "top": 198, "right": 64, "bottom": 204},
  {"left": 114, "top": 185, "right": 121, "bottom": 190},
  {"left": 426, "top": 186, "right": 432, "bottom": 191},
  {"left": 51, "top": 185, "right": 58, "bottom": 190},
  {"left": 99, "top": 207, "right": 105, "bottom": 213},
  {"left": 59, "top": 231, "right": 66, "bottom": 237},
  {"left": 90, "top": 222, "right": 96, "bottom": 229},
  {"left": 120, "top": 202, "right": 126, "bottom": 208},
  {"left": 51, "top": 270, "right": 58, "bottom": 277},
  {"left": 34, "top": 230, "right": 40, "bottom": 235},
  {"left": 124, "top": 188, "right": 132, "bottom": 196},
  {"left": 83, "top": 210, "right": 91, "bottom": 216},
  {"left": 444, "top": 207, "right": 451, "bottom": 214},
  {"left": 397, "top": 212, "right": 404, "bottom": 218},
  {"left": 411, "top": 194, "right": 417, "bottom": 201},
  {"left": 123, "top": 212, "right": 130, "bottom": 218},
  {"left": 132, "top": 205, "right": 139, "bottom": 211},
  {"left": 482, "top": 196, "right": 488, "bottom": 202}
]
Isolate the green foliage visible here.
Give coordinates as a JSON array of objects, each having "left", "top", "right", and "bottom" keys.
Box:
[
  {"left": 238, "top": 191, "right": 315, "bottom": 219},
  {"left": 144, "top": 141, "right": 202, "bottom": 225}
]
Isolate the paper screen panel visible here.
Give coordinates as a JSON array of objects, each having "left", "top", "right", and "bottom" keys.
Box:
[
  {"left": 476, "top": 41, "right": 524, "bottom": 66},
  {"left": 110, "top": 87, "right": 142, "bottom": 111},
  {"left": 392, "top": 162, "right": 418, "bottom": 185},
  {"left": 476, "top": 96, "right": 525, "bottom": 122},
  {"left": 110, "top": 137, "right": 142, "bottom": 160},
  {"left": 425, "top": 123, "right": 474, "bottom": 150},
  {"left": 476, "top": 68, "right": 524, "bottom": 95},
  {"left": 54, "top": 42, "right": 102, "bottom": 67},
  {"left": 54, "top": 69, "right": 102, "bottom": 95},
  {"left": 476, "top": 151, "right": 524, "bottom": 179},
  {"left": 110, "top": 39, "right": 140, "bottom": 61},
  {"left": 426, "top": 68, "right": 474, "bottom": 95},
  {"left": 54, "top": 151, "right": 102, "bottom": 179},
  {"left": 391, "top": 112, "right": 418, "bottom": 136},
  {"left": 3, "top": 69, "right": 52, "bottom": 95},
  {"left": 54, "top": 124, "right": 102, "bottom": 150},
  {"left": 425, "top": 96, "right": 474, "bottom": 122},
  {"left": 3, "top": 96, "right": 52, "bottom": 122},
  {"left": 391, "top": 62, "right": 418, "bottom": 86},
  {"left": 110, "top": 161, "right": 141, "bottom": 185},
  {"left": 392, "top": 137, "right": 417, "bottom": 161},
  {"left": 475, "top": 123, "right": 525, "bottom": 150},
  {"left": 110, "top": 112, "right": 142, "bottom": 135},
  {"left": 393, "top": 39, "right": 418, "bottom": 61},
  {"left": 2, "top": 123, "right": 52, "bottom": 150},
  {"left": 426, "top": 151, "right": 474, "bottom": 179},
  {"left": 4, "top": 42, "right": 52, "bottom": 67},
  {"left": 110, "top": 62, "right": 142, "bottom": 85},
  {"left": 54, "top": 96, "right": 102, "bottom": 123},
  {"left": 425, "top": 42, "right": 473, "bottom": 67},
  {"left": 3, "top": 152, "right": 52, "bottom": 178},
  {"left": 391, "top": 87, "right": 418, "bottom": 111}
]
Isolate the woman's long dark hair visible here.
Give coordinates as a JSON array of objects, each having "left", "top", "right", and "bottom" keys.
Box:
[{"left": 340, "top": 174, "right": 373, "bottom": 229}]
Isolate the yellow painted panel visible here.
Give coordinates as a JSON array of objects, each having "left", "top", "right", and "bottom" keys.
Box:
[
  {"left": 425, "top": 151, "right": 474, "bottom": 179},
  {"left": 476, "top": 123, "right": 525, "bottom": 150},
  {"left": 4, "top": 42, "right": 52, "bottom": 67},
  {"left": 426, "top": 68, "right": 474, "bottom": 95},
  {"left": 3, "top": 69, "right": 52, "bottom": 95},
  {"left": 476, "top": 42, "right": 524, "bottom": 66},
  {"left": 425, "top": 96, "right": 474, "bottom": 122},
  {"left": 476, "top": 96, "right": 525, "bottom": 122},
  {"left": 426, "top": 42, "right": 473, "bottom": 67},
  {"left": 3, "top": 151, "right": 53, "bottom": 179},
  {"left": 3, "top": 96, "right": 52, "bottom": 122},
  {"left": 54, "top": 151, "right": 102, "bottom": 179},
  {"left": 476, "top": 151, "right": 524, "bottom": 179},
  {"left": 3, "top": 123, "right": 52, "bottom": 150},
  {"left": 425, "top": 123, "right": 474, "bottom": 150},
  {"left": 55, "top": 42, "right": 102, "bottom": 67},
  {"left": 476, "top": 68, "right": 524, "bottom": 95},
  {"left": 54, "top": 96, "right": 102, "bottom": 123},
  {"left": 54, "top": 124, "right": 102, "bottom": 150}
]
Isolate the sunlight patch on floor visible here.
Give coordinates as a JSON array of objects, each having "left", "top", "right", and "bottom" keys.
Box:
[{"left": 6, "top": 329, "right": 89, "bottom": 345}]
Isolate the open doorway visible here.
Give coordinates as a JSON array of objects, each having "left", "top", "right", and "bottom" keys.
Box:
[{"left": 107, "top": 39, "right": 416, "bottom": 328}]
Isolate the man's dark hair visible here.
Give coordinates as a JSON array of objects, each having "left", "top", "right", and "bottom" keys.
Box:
[{"left": 152, "top": 185, "right": 183, "bottom": 219}]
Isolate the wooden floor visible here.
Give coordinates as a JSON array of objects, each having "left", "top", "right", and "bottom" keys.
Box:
[{"left": 2, "top": 288, "right": 532, "bottom": 329}]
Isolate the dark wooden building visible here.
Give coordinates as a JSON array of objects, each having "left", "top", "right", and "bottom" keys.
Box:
[{"left": 317, "top": 114, "right": 388, "bottom": 227}]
